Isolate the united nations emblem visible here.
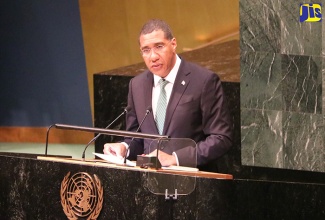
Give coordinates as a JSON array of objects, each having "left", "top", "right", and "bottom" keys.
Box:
[{"left": 60, "top": 172, "right": 103, "bottom": 220}]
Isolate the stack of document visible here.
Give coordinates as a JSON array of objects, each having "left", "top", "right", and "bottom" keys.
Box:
[
  {"left": 93, "top": 153, "right": 136, "bottom": 166},
  {"left": 93, "top": 152, "right": 198, "bottom": 171}
]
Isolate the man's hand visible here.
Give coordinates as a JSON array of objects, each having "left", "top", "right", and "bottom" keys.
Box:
[
  {"left": 149, "top": 150, "right": 177, "bottom": 167},
  {"left": 103, "top": 143, "right": 126, "bottom": 159}
]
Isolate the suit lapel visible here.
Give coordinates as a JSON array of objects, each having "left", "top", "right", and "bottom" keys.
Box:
[
  {"left": 143, "top": 72, "right": 159, "bottom": 134},
  {"left": 163, "top": 61, "right": 191, "bottom": 134}
]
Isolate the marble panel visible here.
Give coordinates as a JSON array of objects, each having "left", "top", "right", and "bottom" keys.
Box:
[
  {"left": 323, "top": 55, "right": 325, "bottom": 113},
  {"left": 282, "top": 54, "right": 322, "bottom": 114},
  {"left": 240, "top": 0, "right": 325, "bottom": 173},
  {"left": 240, "top": 0, "right": 281, "bottom": 53},
  {"left": 283, "top": 111, "right": 325, "bottom": 172},
  {"left": 281, "top": 1, "right": 324, "bottom": 56},
  {"left": 241, "top": 109, "right": 283, "bottom": 168},
  {"left": 241, "top": 51, "right": 282, "bottom": 111}
]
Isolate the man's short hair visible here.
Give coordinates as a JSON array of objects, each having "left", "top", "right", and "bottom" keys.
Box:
[{"left": 139, "top": 19, "right": 174, "bottom": 42}]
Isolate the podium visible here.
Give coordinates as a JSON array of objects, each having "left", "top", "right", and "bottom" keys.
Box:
[
  {"left": 1, "top": 151, "right": 325, "bottom": 219},
  {"left": 0, "top": 152, "right": 234, "bottom": 219}
]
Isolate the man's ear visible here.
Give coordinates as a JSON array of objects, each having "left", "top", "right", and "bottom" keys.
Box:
[{"left": 171, "top": 38, "right": 177, "bottom": 51}]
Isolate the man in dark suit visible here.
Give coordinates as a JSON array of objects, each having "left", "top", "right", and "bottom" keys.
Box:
[{"left": 103, "top": 19, "right": 233, "bottom": 170}]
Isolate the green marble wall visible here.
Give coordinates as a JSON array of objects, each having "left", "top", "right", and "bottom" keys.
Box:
[{"left": 240, "top": 0, "right": 325, "bottom": 172}]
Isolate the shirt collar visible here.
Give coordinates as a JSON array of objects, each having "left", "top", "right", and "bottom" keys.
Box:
[{"left": 154, "top": 55, "right": 181, "bottom": 87}]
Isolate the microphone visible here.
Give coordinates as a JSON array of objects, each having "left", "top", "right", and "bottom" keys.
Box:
[
  {"left": 123, "top": 106, "right": 152, "bottom": 164},
  {"left": 81, "top": 106, "right": 130, "bottom": 160}
]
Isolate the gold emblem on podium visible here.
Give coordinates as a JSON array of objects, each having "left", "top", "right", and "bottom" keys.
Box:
[{"left": 60, "top": 172, "right": 103, "bottom": 220}]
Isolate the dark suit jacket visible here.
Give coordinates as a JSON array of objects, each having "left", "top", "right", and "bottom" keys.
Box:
[{"left": 125, "top": 58, "right": 233, "bottom": 169}]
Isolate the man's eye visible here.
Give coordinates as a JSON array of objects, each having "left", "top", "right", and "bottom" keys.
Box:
[
  {"left": 156, "top": 45, "right": 164, "bottom": 49},
  {"left": 142, "top": 49, "right": 150, "bottom": 53}
]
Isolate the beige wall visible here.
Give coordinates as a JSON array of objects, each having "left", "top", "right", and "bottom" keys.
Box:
[{"left": 79, "top": 0, "right": 239, "bottom": 121}]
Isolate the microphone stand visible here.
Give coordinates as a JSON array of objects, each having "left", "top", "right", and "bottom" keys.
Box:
[
  {"left": 123, "top": 107, "right": 152, "bottom": 165},
  {"left": 44, "top": 124, "right": 168, "bottom": 156},
  {"left": 45, "top": 124, "right": 56, "bottom": 156},
  {"left": 81, "top": 108, "right": 128, "bottom": 160}
]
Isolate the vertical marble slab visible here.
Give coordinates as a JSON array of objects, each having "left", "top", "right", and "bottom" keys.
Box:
[
  {"left": 240, "top": 0, "right": 281, "bottom": 53},
  {"left": 240, "top": 0, "right": 325, "bottom": 172},
  {"left": 322, "top": 55, "right": 325, "bottom": 115},
  {"left": 280, "top": 1, "right": 324, "bottom": 56},
  {"left": 241, "top": 109, "right": 283, "bottom": 168},
  {"left": 282, "top": 54, "right": 322, "bottom": 114},
  {"left": 240, "top": 51, "right": 282, "bottom": 111},
  {"left": 283, "top": 112, "right": 325, "bottom": 172}
]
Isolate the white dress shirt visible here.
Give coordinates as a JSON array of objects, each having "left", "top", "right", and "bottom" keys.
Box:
[{"left": 152, "top": 55, "right": 181, "bottom": 118}]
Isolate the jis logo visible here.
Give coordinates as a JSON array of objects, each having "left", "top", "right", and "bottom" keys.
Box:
[{"left": 300, "top": 3, "right": 322, "bottom": 22}]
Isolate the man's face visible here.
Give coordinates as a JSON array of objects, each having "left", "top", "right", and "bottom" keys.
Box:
[{"left": 139, "top": 30, "right": 177, "bottom": 78}]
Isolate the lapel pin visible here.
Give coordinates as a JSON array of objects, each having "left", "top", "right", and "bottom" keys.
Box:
[{"left": 181, "top": 80, "right": 185, "bottom": 85}]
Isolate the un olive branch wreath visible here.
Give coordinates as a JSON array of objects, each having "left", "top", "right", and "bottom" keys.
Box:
[
  {"left": 87, "top": 174, "right": 103, "bottom": 220},
  {"left": 61, "top": 172, "right": 77, "bottom": 220}
]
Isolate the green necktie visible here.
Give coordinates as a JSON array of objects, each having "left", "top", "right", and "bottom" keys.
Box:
[{"left": 155, "top": 79, "right": 168, "bottom": 134}]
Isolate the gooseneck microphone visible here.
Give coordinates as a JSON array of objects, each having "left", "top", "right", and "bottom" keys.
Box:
[
  {"left": 123, "top": 106, "right": 152, "bottom": 164},
  {"left": 81, "top": 106, "right": 130, "bottom": 160}
]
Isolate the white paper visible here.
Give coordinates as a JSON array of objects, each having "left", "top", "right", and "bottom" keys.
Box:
[{"left": 93, "top": 153, "right": 136, "bottom": 166}]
